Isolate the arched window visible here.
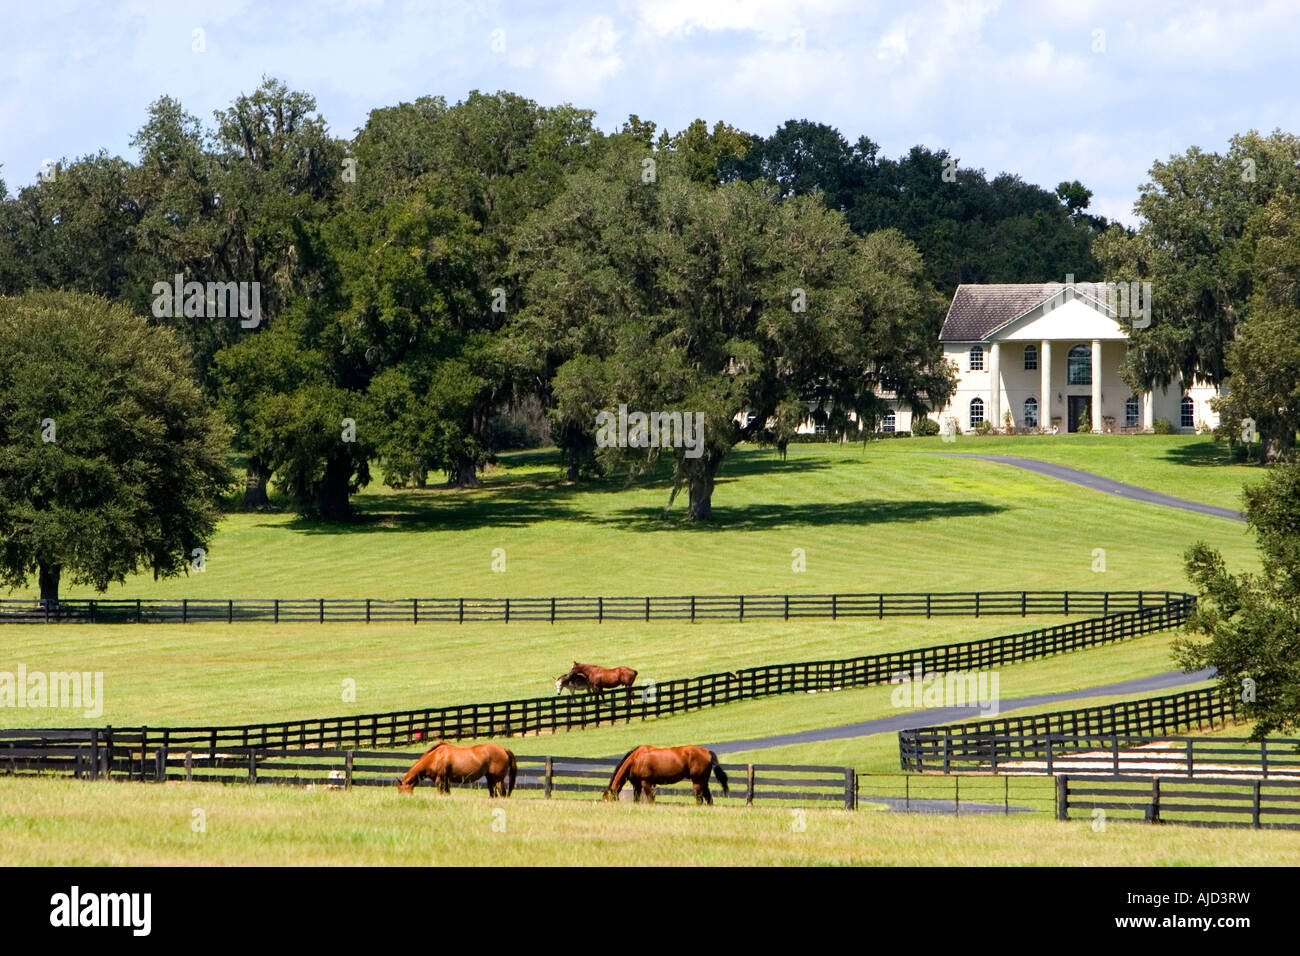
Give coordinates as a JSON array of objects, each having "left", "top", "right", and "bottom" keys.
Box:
[
  {"left": 969, "top": 397, "right": 985, "bottom": 430},
  {"left": 969, "top": 346, "right": 984, "bottom": 371},
  {"left": 1023, "top": 397, "right": 1039, "bottom": 428},
  {"left": 1023, "top": 344, "right": 1038, "bottom": 371},
  {"left": 881, "top": 410, "right": 896, "bottom": 433},
  {"left": 1067, "top": 344, "right": 1092, "bottom": 385},
  {"left": 1125, "top": 396, "right": 1140, "bottom": 429},
  {"left": 1181, "top": 396, "right": 1195, "bottom": 429}
]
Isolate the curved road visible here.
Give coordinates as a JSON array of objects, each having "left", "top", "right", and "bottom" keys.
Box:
[
  {"left": 704, "top": 668, "right": 1216, "bottom": 753},
  {"left": 942, "top": 454, "right": 1244, "bottom": 522}
]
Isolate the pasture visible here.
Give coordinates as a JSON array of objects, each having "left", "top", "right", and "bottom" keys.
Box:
[
  {"left": 2, "top": 777, "right": 1298, "bottom": 866},
  {"left": 0, "top": 435, "right": 1277, "bottom": 864}
]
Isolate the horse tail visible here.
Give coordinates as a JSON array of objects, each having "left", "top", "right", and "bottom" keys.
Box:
[
  {"left": 507, "top": 750, "right": 517, "bottom": 796},
  {"left": 607, "top": 746, "right": 640, "bottom": 797},
  {"left": 710, "top": 750, "right": 729, "bottom": 796}
]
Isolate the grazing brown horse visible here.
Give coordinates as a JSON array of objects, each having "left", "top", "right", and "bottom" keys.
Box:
[
  {"left": 397, "top": 741, "right": 516, "bottom": 796},
  {"left": 604, "top": 745, "right": 729, "bottom": 805},
  {"left": 565, "top": 661, "right": 637, "bottom": 697}
]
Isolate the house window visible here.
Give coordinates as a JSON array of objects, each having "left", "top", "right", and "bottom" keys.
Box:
[
  {"left": 1067, "top": 344, "right": 1091, "bottom": 385},
  {"left": 969, "top": 398, "right": 984, "bottom": 430},
  {"left": 1125, "top": 396, "right": 1140, "bottom": 429},
  {"left": 1024, "top": 345, "right": 1038, "bottom": 371},
  {"left": 881, "top": 410, "right": 896, "bottom": 433},
  {"left": 969, "top": 346, "right": 984, "bottom": 371},
  {"left": 1181, "top": 396, "right": 1195, "bottom": 429},
  {"left": 1023, "top": 397, "right": 1038, "bottom": 428}
]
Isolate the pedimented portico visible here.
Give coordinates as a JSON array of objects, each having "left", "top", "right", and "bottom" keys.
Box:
[{"left": 932, "top": 282, "right": 1219, "bottom": 435}]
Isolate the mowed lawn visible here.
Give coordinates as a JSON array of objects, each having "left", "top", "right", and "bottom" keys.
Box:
[
  {"left": 10, "top": 436, "right": 1256, "bottom": 601},
  {"left": 1, "top": 777, "right": 1295, "bottom": 866},
  {"left": 3, "top": 615, "right": 1104, "bottom": 728}
]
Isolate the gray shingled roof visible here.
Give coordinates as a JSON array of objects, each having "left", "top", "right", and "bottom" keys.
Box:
[{"left": 939, "top": 282, "right": 1112, "bottom": 342}]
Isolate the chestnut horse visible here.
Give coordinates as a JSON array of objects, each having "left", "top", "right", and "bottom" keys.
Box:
[
  {"left": 604, "top": 744, "right": 729, "bottom": 805},
  {"left": 565, "top": 661, "right": 637, "bottom": 697},
  {"left": 397, "top": 741, "right": 516, "bottom": 796}
]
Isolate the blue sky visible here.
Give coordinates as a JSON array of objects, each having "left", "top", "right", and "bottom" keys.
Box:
[{"left": 1, "top": 0, "right": 1296, "bottom": 226}]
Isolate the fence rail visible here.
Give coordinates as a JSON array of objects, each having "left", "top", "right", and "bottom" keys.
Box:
[
  {"left": 1, "top": 594, "right": 1193, "bottom": 755},
  {"left": 1056, "top": 774, "right": 1300, "bottom": 830},
  {"left": 0, "top": 589, "right": 1185, "bottom": 625},
  {"left": 898, "top": 686, "right": 1239, "bottom": 773},
  {"left": 0, "top": 740, "right": 856, "bottom": 808}
]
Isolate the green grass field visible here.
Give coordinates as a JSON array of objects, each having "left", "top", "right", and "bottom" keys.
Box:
[
  {"left": 0, "top": 435, "right": 1277, "bottom": 865},
  {"left": 11, "top": 436, "right": 1256, "bottom": 600},
  {"left": 3, "top": 778, "right": 1297, "bottom": 866}
]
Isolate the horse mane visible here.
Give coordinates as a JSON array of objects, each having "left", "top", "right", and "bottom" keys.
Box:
[
  {"left": 423, "top": 740, "right": 447, "bottom": 756},
  {"left": 606, "top": 745, "right": 641, "bottom": 794}
]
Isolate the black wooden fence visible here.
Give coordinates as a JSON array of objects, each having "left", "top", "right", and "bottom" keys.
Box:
[
  {"left": 1056, "top": 774, "right": 1300, "bottom": 829},
  {"left": 0, "top": 589, "right": 1186, "bottom": 625},
  {"left": 2, "top": 594, "right": 1193, "bottom": 756},
  {"left": 898, "top": 686, "right": 1239, "bottom": 773},
  {"left": 900, "top": 731, "right": 1297, "bottom": 778},
  {"left": 0, "top": 739, "right": 856, "bottom": 808}
]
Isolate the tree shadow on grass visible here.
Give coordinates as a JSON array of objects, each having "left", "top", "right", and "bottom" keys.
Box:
[
  {"left": 613, "top": 499, "right": 1007, "bottom": 532},
  {"left": 265, "top": 446, "right": 836, "bottom": 534},
  {"left": 1159, "top": 439, "right": 1256, "bottom": 469}
]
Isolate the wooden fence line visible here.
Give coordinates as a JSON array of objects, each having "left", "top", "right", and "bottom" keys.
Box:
[
  {"left": 3, "top": 744, "right": 856, "bottom": 809},
  {"left": 0, "top": 589, "right": 1185, "bottom": 625},
  {"left": 2, "top": 594, "right": 1193, "bottom": 756},
  {"left": 1056, "top": 774, "right": 1300, "bottom": 830},
  {"left": 898, "top": 686, "right": 1240, "bottom": 773}
]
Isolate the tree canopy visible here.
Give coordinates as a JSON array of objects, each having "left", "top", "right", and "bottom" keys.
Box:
[{"left": 0, "top": 291, "right": 232, "bottom": 602}]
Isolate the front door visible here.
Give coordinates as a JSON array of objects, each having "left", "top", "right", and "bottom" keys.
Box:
[{"left": 1067, "top": 396, "right": 1092, "bottom": 433}]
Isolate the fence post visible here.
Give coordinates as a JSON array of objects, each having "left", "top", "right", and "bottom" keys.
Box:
[
  {"left": 412, "top": 598, "right": 418, "bottom": 624},
  {"left": 746, "top": 764, "right": 755, "bottom": 806},
  {"left": 1253, "top": 780, "right": 1262, "bottom": 828},
  {"left": 844, "top": 767, "right": 854, "bottom": 810},
  {"left": 228, "top": 599, "right": 234, "bottom": 624},
  {"left": 366, "top": 599, "right": 371, "bottom": 624},
  {"left": 274, "top": 599, "right": 279, "bottom": 624},
  {"left": 505, "top": 598, "right": 510, "bottom": 623},
  {"left": 1187, "top": 738, "right": 1194, "bottom": 778},
  {"left": 545, "top": 756, "right": 554, "bottom": 798},
  {"left": 942, "top": 729, "right": 952, "bottom": 774},
  {"left": 345, "top": 751, "right": 354, "bottom": 790},
  {"left": 690, "top": 595, "right": 695, "bottom": 623},
  {"left": 739, "top": 594, "right": 745, "bottom": 622},
  {"left": 954, "top": 776, "right": 959, "bottom": 817},
  {"left": 182, "top": 599, "right": 187, "bottom": 624},
  {"left": 831, "top": 594, "right": 836, "bottom": 620},
  {"left": 90, "top": 729, "right": 100, "bottom": 781},
  {"left": 1150, "top": 777, "right": 1161, "bottom": 824},
  {"left": 248, "top": 751, "right": 257, "bottom": 785},
  {"left": 318, "top": 598, "right": 324, "bottom": 624},
  {"left": 1056, "top": 775, "right": 1068, "bottom": 821},
  {"left": 155, "top": 747, "right": 167, "bottom": 782},
  {"left": 784, "top": 595, "right": 789, "bottom": 621},
  {"left": 184, "top": 750, "right": 193, "bottom": 782},
  {"left": 136, "top": 599, "right": 142, "bottom": 624}
]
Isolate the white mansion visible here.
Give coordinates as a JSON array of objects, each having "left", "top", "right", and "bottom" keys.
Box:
[{"left": 801, "top": 281, "right": 1222, "bottom": 436}]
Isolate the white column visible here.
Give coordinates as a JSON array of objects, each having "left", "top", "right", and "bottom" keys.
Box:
[
  {"left": 1143, "top": 391, "right": 1153, "bottom": 432},
  {"left": 1040, "top": 340, "right": 1052, "bottom": 431},
  {"left": 1091, "top": 339, "right": 1103, "bottom": 432},
  {"left": 988, "top": 341, "right": 1001, "bottom": 430}
]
